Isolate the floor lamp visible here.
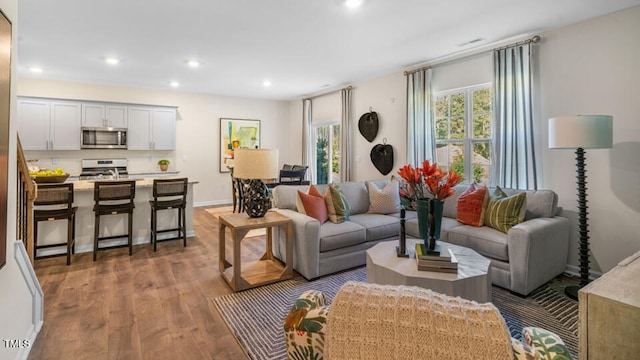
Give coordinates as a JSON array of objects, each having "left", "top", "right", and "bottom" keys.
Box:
[
  {"left": 548, "top": 115, "right": 613, "bottom": 300},
  {"left": 233, "top": 148, "right": 279, "bottom": 218}
]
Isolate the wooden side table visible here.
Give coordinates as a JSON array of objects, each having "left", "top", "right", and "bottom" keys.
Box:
[{"left": 218, "top": 211, "right": 293, "bottom": 291}]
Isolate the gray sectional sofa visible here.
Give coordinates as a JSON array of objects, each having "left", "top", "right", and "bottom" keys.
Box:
[{"left": 270, "top": 180, "right": 570, "bottom": 296}]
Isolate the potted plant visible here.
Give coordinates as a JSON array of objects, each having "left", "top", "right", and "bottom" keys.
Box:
[{"left": 158, "top": 159, "right": 170, "bottom": 172}]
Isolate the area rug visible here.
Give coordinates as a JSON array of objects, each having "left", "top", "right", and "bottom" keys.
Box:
[{"left": 213, "top": 267, "right": 579, "bottom": 360}]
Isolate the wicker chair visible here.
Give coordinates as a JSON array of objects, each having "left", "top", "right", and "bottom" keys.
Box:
[
  {"left": 92, "top": 180, "right": 136, "bottom": 260},
  {"left": 33, "top": 183, "right": 78, "bottom": 265},
  {"left": 149, "top": 178, "right": 189, "bottom": 251}
]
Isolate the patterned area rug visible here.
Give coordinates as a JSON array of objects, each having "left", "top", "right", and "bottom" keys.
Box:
[{"left": 213, "top": 267, "right": 579, "bottom": 360}]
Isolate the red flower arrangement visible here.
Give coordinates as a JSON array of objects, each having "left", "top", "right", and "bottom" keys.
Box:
[{"left": 397, "top": 160, "right": 462, "bottom": 203}]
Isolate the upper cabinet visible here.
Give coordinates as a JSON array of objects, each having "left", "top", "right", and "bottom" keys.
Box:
[
  {"left": 18, "top": 98, "right": 81, "bottom": 150},
  {"left": 127, "top": 106, "right": 176, "bottom": 150},
  {"left": 81, "top": 103, "right": 128, "bottom": 128}
]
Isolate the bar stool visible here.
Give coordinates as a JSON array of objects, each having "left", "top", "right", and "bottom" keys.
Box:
[
  {"left": 93, "top": 180, "right": 136, "bottom": 261},
  {"left": 33, "top": 183, "right": 77, "bottom": 265},
  {"left": 149, "top": 178, "right": 189, "bottom": 251}
]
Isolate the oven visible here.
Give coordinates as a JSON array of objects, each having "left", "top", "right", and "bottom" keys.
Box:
[{"left": 79, "top": 159, "right": 129, "bottom": 180}]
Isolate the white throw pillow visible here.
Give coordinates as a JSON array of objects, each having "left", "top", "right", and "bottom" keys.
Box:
[{"left": 367, "top": 180, "right": 401, "bottom": 214}]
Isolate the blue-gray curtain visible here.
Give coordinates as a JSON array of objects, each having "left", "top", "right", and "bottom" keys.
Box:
[
  {"left": 340, "top": 87, "right": 352, "bottom": 182},
  {"left": 492, "top": 44, "right": 539, "bottom": 189},
  {"left": 302, "top": 98, "right": 314, "bottom": 183},
  {"left": 406, "top": 68, "right": 435, "bottom": 167}
]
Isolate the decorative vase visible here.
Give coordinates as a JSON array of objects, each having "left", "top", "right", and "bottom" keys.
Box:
[{"left": 416, "top": 198, "right": 444, "bottom": 252}]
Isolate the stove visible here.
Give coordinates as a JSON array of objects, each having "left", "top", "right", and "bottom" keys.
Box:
[{"left": 79, "top": 159, "right": 128, "bottom": 180}]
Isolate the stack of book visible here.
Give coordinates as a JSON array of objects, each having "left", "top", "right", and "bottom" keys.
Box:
[{"left": 415, "top": 243, "right": 458, "bottom": 273}]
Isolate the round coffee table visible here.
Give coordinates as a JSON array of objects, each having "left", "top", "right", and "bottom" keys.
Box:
[{"left": 366, "top": 239, "right": 492, "bottom": 302}]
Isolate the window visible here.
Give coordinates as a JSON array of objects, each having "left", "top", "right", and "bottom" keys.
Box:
[
  {"left": 434, "top": 84, "right": 493, "bottom": 185},
  {"left": 313, "top": 122, "right": 341, "bottom": 184}
]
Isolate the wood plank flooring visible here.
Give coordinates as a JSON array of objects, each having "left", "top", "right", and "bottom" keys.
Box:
[{"left": 28, "top": 207, "right": 266, "bottom": 360}]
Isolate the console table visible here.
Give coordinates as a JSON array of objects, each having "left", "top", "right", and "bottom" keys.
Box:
[{"left": 218, "top": 211, "right": 293, "bottom": 292}]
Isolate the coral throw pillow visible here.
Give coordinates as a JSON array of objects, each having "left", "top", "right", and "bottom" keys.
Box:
[
  {"left": 456, "top": 184, "right": 488, "bottom": 227},
  {"left": 484, "top": 186, "right": 527, "bottom": 233},
  {"left": 296, "top": 185, "right": 328, "bottom": 223}
]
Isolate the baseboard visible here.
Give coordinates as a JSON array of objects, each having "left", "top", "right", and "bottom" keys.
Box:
[
  {"left": 564, "top": 264, "right": 602, "bottom": 280},
  {"left": 14, "top": 241, "right": 44, "bottom": 360}
]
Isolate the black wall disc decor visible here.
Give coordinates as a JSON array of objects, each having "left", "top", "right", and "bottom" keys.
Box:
[
  {"left": 370, "top": 138, "right": 394, "bottom": 175},
  {"left": 358, "top": 109, "right": 379, "bottom": 142}
]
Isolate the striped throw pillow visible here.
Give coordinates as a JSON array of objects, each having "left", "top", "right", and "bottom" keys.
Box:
[{"left": 484, "top": 186, "right": 527, "bottom": 233}]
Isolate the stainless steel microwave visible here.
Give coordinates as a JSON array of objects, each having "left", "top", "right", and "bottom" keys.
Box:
[{"left": 81, "top": 127, "right": 127, "bottom": 149}]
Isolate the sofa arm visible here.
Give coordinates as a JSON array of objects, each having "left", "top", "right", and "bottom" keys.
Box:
[
  {"left": 284, "top": 290, "right": 330, "bottom": 360},
  {"left": 508, "top": 216, "right": 570, "bottom": 295},
  {"left": 271, "top": 209, "right": 322, "bottom": 280}
]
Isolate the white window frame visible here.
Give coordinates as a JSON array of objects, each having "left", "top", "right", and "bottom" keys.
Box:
[
  {"left": 311, "top": 120, "right": 340, "bottom": 184},
  {"left": 433, "top": 83, "right": 493, "bottom": 184}
]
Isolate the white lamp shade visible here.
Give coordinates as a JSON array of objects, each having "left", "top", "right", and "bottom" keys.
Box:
[
  {"left": 548, "top": 115, "right": 613, "bottom": 149},
  {"left": 233, "top": 148, "right": 279, "bottom": 179}
]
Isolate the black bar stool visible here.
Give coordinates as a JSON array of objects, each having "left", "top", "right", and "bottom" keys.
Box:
[
  {"left": 33, "top": 183, "right": 77, "bottom": 265},
  {"left": 93, "top": 180, "right": 136, "bottom": 261},
  {"left": 150, "top": 178, "right": 189, "bottom": 251}
]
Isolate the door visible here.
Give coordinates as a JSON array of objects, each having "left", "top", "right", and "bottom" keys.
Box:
[
  {"left": 81, "top": 103, "right": 106, "bottom": 127},
  {"left": 127, "top": 107, "right": 152, "bottom": 150},
  {"left": 50, "top": 101, "right": 81, "bottom": 150},
  {"left": 17, "top": 99, "right": 50, "bottom": 150},
  {"left": 151, "top": 108, "right": 176, "bottom": 150},
  {"left": 105, "top": 105, "right": 127, "bottom": 127}
]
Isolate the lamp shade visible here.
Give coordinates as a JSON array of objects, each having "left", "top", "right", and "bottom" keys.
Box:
[
  {"left": 548, "top": 115, "right": 613, "bottom": 149},
  {"left": 233, "top": 148, "right": 279, "bottom": 179}
]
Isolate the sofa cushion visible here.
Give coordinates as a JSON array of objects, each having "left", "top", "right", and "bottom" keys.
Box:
[
  {"left": 485, "top": 187, "right": 527, "bottom": 233},
  {"left": 456, "top": 184, "right": 488, "bottom": 227},
  {"left": 349, "top": 214, "right": 399, "bottom": 241},
  {"left": 337, "top": 182, "right": 370, "bottom": 215},
  {"left": 443, "top": 185, "right": 468, "bottom": 218},
  {"left": 297, "top": 186, "right": 328, "bottom": 224},
  {"left": 324, "top": 184, "right": 350, "bottom": 224},
  {"left": 319, "top": 221, "right": 366, "bottom": 252},
  {"left": 273, "top": 185, "right": 311, "bottom": 210},
  {"left": 503, "top": 188, "right": 559, "bottom": 219},
  {"left": 447, "top": 225, "right": 509, "bottom": 261},
  {"left": 366, "top": 180, "right": 401, "bottom": 214}
]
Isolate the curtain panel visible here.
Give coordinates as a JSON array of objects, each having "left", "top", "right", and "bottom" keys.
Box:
[
  {"left": 302, "top": 98, "right": 315, "bottom": 184},
  {"left": 340, "top": 88, "right": 352, "bottom": 182},
  {"left": 492, "top": 44, "right": 539, "bottom": 190},
  {"left": 406, "top": 68, "right": 435, "bottom": 167}
]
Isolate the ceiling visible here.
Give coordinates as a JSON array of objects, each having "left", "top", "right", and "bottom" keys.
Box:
[{"left": 17, "top": 0, "right": 640, "bottom": 100}]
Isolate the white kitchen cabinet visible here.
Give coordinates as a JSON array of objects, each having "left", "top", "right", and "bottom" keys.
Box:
[
  {"left": 81, "top": 103, "right": 127, "bottom": 128},
  {"left": 18, "top": 98, "right": 81, "bottom": 150},
  {"left": 127, "top": 106, "right": 176, "bottom": 150}
]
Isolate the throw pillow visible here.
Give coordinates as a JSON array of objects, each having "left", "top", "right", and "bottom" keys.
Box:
[
  {"left": 484, "top": 186, "right": 527, "bottom": 233},
  {"left": 324, "top": 183, "right": 350, "bottom": 223},
  {"left": 297, "top": 186, "right": 328, "bottom": 224},
  {"left": 295, "top": 184, "right": 323, "bottom": 215},
  {"left": 523, "top": 327, "right": 573, "bottom": 360},
  {"left": 456, "top": 184, "right": 488, "bottom": 227},
  {"left": 367, "top": 180, "right": 401, "bottom": 214}
]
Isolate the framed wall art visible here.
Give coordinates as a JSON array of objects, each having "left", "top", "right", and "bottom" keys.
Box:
[{"left": 220, "top": 118, "right": 261, "bottom": 173}]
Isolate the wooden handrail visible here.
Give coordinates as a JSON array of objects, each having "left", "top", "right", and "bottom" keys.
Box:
[{"left": 16, "top": 135, "right": 36, "bottom": 263}]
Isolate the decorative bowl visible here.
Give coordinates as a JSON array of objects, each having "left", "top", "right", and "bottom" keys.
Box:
[{"left": 33, "top": 173, "right": 70, "bottom": 184}]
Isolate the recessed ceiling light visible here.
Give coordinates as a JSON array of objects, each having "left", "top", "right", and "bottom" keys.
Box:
[
  {"left": 344, "top": 0, "right": 364, "bottom": 9},
  {"left": 105, "top": 57, "right": 119, "bottom": 65},
  {"left": 187, "top": 60, "right": 200, "bottom": 68},
  {"left": 169, "top": 81, "right": 180, "bottom": 87},
  {"left": 30, "top": 67, "right": 43, "bottom": 74},
  {"left": 262, "top": 80, "right": 272, "bottom": 87}
]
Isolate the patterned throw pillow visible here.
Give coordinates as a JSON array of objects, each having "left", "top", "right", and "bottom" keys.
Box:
[
  {"left": 523, "top": 327, "right": 573, "bottom": 360},
  {"left": 296, "top": 185, "right": 328, "bottom": 223},
  {"left": 456, "top": 184, "right": 488, "bottom": 227},
  {"left": 484, "top": 186, "right": 527, "bottom": 233},
  {"left": 324, "top": 184, "right": 350, "bottom": 224},
  {"left": 367, "top": 180, "right": 401, "bottom": 214}
]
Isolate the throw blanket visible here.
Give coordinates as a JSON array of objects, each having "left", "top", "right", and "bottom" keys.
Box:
[{"left": 325, "top": 281, "right": 513, "bottom": 360}]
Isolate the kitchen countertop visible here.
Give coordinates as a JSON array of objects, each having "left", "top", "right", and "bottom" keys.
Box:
[{"left": 68, "top": 177, "right": 198, "bottom": 191}]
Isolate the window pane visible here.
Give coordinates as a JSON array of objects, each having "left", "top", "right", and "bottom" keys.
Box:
[
  {"left": 472, "top": 88, "right": 491, "bottom": 113},
  {"left": 436, "top": 142, "right": 464, "bottom": 178},
  {"left": 435, "top": 96, "right": 449, "bottom": 117},
  {"left": 473, "top": 114, "right": 491, "bottom": 138},
  {"left": 473, "top": 142, "right": 491, "bottom": 185},
  {"left": 450, "top": 116, "right": 465, "bottom": 139},
  {"left": 315, "top": 126, "right": 329, "bottom": 184},
  {"left": 450, "top": 93, "right": 465, "bottom": 117},
  {"left": 331, "top": 124, "right": 341, "bottom": 183},
  {"left": 435, "top": 117, "right": 448, "bottom": 140}
]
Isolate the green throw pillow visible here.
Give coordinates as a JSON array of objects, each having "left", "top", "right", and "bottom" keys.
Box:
[
  {"left": 484, "top": 186, "right": 526, "bottom": 233},
  {"left": 523, "top": 327, "right": 573, "bottom": 360},
  {"left": 324, "top": 183, "right": 350, "bottom": 223}
]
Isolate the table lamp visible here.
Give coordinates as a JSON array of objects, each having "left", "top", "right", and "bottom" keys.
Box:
[
  {"left": 233, "top": 148, "right": 279, "bottom": 217},
  {"left": 548, "top": 115, "right": 613, "bottom": 300}
]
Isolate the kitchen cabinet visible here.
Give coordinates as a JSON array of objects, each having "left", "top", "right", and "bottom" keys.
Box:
[
  {"left": 127, "top": 106, "right": 176, "bottom": 150},
  {"left": 17, "top": 98, "right": 81, "bottom": 150},
  {"left": 81, "top": 103, "right": 127, "bottom": 128}
]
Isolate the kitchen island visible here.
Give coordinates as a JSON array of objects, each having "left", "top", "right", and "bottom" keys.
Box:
[{"left": 35, "top": 178, "right": 198, "bottom": 257}]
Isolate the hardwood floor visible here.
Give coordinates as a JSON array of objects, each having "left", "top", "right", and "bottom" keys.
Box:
[{"left": 28, "top": 207, "right": 263, "bottom": 360}]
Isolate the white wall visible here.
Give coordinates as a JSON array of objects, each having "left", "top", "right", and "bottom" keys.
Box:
[
  {"left": 538, "top": 6, "right": 640, "bottom": 273},
  {"left": 17, "top": 79, "right": 294, "bottom": 206},
  {"left": 0, "top": 1, "right": 40, "bottom": 359}
]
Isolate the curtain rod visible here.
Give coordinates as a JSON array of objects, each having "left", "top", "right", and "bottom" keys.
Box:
[
  {"left": 303, "top": 85, "right": 353, "bottom": 101},
  {"left": 403, "top": 35, "right": 541, "bottom": 76}
]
